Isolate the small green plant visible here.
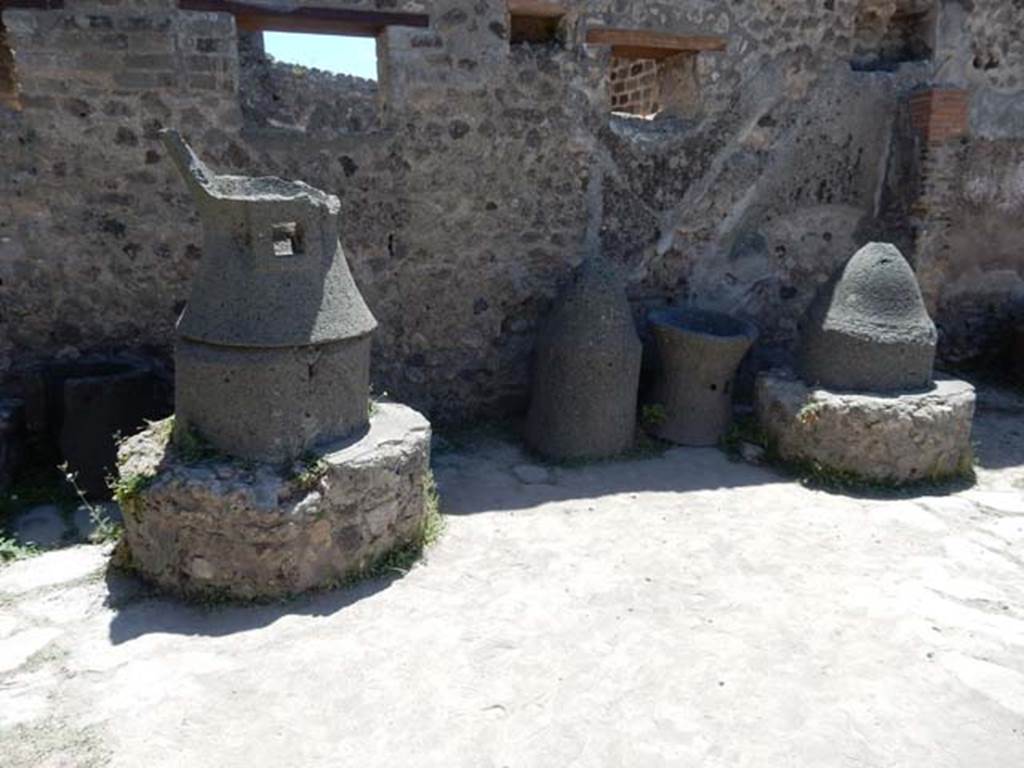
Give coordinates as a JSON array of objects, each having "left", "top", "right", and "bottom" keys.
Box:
[
  {"left": 368, "top": 386, "right": 389, "bottom": 418},
  {"left": 59, "top": 462, "right": 122, "bottom": 544},
  {"left": 109, "top": 471, "right": 155, "bottom": 524},
  {"left": 291, "top": 452, "right": 329, "bottom": 493},
  {"left": 796, "top": 401, "right": 825, "bottom": 426},
  {"left": 0, "top": 535, "right": 38, "bottom": 563},
  {"left": 355, "top": 470, "right": 445, "bottom": 578},
  {"left": 173, "top": 422, "right": 222, "bottom": 463},
  {"left": 720, "top": 415, "right": 771, "bottom": 461},
  {"left": 640, "top": 403, "right": 667, "bottom": 430}
]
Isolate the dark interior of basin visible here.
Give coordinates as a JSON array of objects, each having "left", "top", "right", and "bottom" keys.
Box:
[{"left": 648, "top": 308, "right": 756, "bottom": 339}]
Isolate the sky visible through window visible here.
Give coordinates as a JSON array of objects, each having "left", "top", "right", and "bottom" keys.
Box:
[{"left": 263, "top": 32, "right": 378, "bottom": 80}]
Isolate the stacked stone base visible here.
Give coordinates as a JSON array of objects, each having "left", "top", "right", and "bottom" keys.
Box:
[
  {"left": 116, "top": 402, "right": 431, "bottom": 600},
  {"left": 755, "top": 373, "right": 975, "bottom": 485}
]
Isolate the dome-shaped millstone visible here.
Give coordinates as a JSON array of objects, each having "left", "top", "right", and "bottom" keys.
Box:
[{"left": 798, "top": 242, "right": 937, "bottom": 392}]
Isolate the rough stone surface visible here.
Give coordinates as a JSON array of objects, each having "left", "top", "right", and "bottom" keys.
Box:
[
  {"left": 161, "top": 129, "right": 376, "bottom": 348},
  {"left": 116, "top": 402, "right": 431, "bottom": 600},
  {"left": 647, "top": 308, "right": 757, "bottom": 446},
  {"left": 756, "top": 372, "right": 976, "bottom": 484},
  {"left": 2, "top": 2, "right": 1023, "bottom": 419},
  {"left": 799, "top": 242, "right": 938, "bottom": 392},
  {"left": 2, "top": 386, "right": 1024, "bottom": 767},
  {"left": 163, "top": 130, "right": 377, "bottom": 462},
  {"left": 526, "top": 258, "right": 641, "bottom": 460},
  {"left": 175, "top": 336, "right": 371, "bottom": 465}
]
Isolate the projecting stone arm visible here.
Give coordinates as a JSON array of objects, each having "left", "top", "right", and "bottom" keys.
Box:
[{"left": 160, "top": 129, "right": 217, "bottom": 202}]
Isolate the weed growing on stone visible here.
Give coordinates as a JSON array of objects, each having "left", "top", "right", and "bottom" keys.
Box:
[
  {"left": 173, "top": 422, "right": 223, "bottom": 463},
  {"left": 778, "top": 452, "right": 974, "bottom": 497},
  {"left": 60, "top": 463, "right": 122, "bottom": 544},
  {"left": 720, "top": 415, "right": 771, "bottom": 461},
  {"left": 368, "top": 387, "right": 388, "bottom": 418},
  {"left": 355, "top": 470, "right": 445, "bottom": 579},
  {"left": 109, "top": 471, "right": 155, "bottom": 523},
  {"left": 720, "top": 414, "right": 974, "bottom": 495},
  {"left": 796, "top": 401, "right": 825, "bottom": 425},
  {"left": 0, "top": 535, "right": 38, "bottom": 563},
  {"left": 291, "top": 452, "right": 329, "bottom": 493},
  {"left": 640, "top": 403, "right": 667, "bottom": 430}
]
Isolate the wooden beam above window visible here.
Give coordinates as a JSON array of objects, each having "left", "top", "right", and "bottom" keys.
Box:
[
  {"left": 2, "top": 1, "right": 65, "bottom": 8},
  {"left": 586, "top": 26, "right": 727, "bottom": 60},
  {"left": 507, "top": 0, "right": 566, "bottom": 19},
  {"left": 178, "top": 1, "right": 429, "bottom": 37}
]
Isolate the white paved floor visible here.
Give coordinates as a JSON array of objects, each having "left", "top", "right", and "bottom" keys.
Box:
[{"left": 2, "top": 389, "right": 1023, "bottom": 767}]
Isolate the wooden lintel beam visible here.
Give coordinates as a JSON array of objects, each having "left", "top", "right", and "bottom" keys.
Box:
[
  {"left": 234, "top": 13, "right": 379, "bottom": 37},
  {"left": 2, "top": 1, "right": 65, "bottom": 8},
  {"left": 178, "top": 1, "right": 429, "bottom": 36},
  {"left": 609, "top": 45, "right": 696, "bottom": 61},
  {"left": 507, "top": 0, "right": 566, "bottom": 19},
  {"left": 586, "top": 26, "right": 727, "bottom": 58}
]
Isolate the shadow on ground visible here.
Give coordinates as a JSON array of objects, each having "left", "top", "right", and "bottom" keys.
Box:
[
  {"left": 103, "top": 390, "right": 1024, "bottom": 644},
  {"left": 104, "top": 564, "right": 403, "bottom": 645}
]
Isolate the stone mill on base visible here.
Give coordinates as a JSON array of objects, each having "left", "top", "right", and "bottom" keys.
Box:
[
  {"left": 114, "top": 132, "right": 433, "bottom": 600},
  {"left": 756, "top": 242, "right": 976, "bottom": 486}
]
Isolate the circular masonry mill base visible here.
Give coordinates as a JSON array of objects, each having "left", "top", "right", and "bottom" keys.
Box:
[
  {"left": 755, "top": 373, "right": 976, "bottom": 486},
  {"left": 115, "top": 402, "right": 431, "bottom": 600}
]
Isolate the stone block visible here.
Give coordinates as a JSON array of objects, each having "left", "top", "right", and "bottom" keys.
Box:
[
  {"left": 755, "top": 372, "right": 976, "bottom": 486},
  {"left": 646, "top": 308, "right": 757, "bottom": 446},
  {"left": 116, "top": 402, "right": 432, "bottom": 600},
  {"left": 798, "top": 243, "right": 937, "bottom": 393},
  {"left": 526, "top": 258, "right": 641, "bottom": 461}
]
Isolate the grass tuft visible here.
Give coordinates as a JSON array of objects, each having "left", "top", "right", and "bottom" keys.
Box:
[{"left": 0, "top": 535, "right": 38, "bottom": 563}]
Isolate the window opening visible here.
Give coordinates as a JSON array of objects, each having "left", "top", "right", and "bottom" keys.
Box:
[{"left": 508, "top": 1, "right": 565, "bottom": 46}]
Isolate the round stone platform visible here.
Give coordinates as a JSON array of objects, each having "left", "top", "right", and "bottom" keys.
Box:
[
  {"left": 755, "top": 372, "right": 976, "bottom": 485},
  {"left": 115, "top": 402, "right": 431, "bottom": 600}
]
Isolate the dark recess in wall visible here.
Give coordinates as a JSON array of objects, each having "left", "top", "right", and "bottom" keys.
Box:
[{"left": 851, "top": 8, "right": 934, "bottom": 72}]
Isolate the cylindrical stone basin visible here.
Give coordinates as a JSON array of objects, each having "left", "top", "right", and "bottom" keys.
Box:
[{"left": 646, "top": 308, "right": 758, "bottom": 446}]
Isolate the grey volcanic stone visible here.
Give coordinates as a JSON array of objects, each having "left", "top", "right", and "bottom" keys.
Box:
[
  {"left": 116, "top": 402, "right": 432, "bottom": 600},
  {"left": 174, "top": 336, "right": 371, "bottom": 465},
  {"left": 162, "top": 130, "right": 377, "bottom": 463},
  {"left": 755, "top": 372, "right": 975, "bottom": 485},
  {"left": 161, "top": 130, "right": 377, "bottom": 348},
  {"left": 647, "top": 308, "right": 757, "bottom": 446},
  {"left": 798, "top": 242, "right": 937, "bottom": 392},
  {"left": 526, "top": 258, "right": 641, "bottom": 460}
]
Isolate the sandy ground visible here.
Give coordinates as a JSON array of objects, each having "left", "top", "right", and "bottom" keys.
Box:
[{"left": 2, "top": 387, "right": 1023, "bottom": 767}]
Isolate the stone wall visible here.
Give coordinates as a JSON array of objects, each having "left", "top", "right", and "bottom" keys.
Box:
[{"left": 1, "top": 0, "right": 1023, "bottom": 425}]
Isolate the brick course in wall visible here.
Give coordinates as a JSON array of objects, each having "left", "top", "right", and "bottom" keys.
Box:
[
  {"left": 608, "top": 57, "right": 658, "bottom": 116},
  {"left": 909, "top": 88, "right": 970, "bottom": 145}
]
